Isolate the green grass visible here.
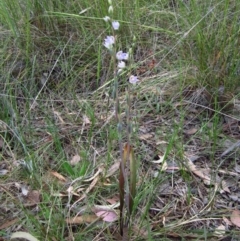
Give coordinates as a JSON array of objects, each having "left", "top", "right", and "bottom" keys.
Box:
[{"left": 1, "top": 0, "right": 240, "bottom": 240}]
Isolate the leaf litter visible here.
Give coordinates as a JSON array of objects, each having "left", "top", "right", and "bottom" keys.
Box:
[
  {"left": 1, "top": 32, "right": 240, "bottom": 241},
  {"left": 2, "top": 78, "right": 240, "bottom": 241}
]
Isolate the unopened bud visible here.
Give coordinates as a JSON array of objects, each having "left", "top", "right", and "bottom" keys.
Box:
[
  {"left": 108, "top": 5, "right": 113, "bottom": 14},
  {"left": 133, "top": 35, "right": 136, "bottom": 42}
]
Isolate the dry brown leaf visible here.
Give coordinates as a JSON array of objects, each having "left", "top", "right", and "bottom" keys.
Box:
[
  {"left": 85, "top": 175, "right": 99, "bottom": 194},
  {"left": 24, "top": 190, "right": 41, "bottom": 207},
  {"left": 77, "top": 175, "right": 100, "bottom": 202},
  {"left": 223, "top": 217, "right": 233, "bottom": 226},
  {"left": 184, "top": 127, "right": 198, "bottom": 135},
  {"left": 221, "top": 180, "right": 231, "bottom": 193},
  {"left": 84, "top": 166, "right": 103, "bottom": 182},
  {"left": 67, "top": 186, "right": 81, "bottom": 197},
  {"left": 138, "top": 133, "right": 153, "bottom": 141},
  {"left": 230, "top": 210, "right": 240, "bottom": 227},
  {"left": 70, "top": 155, "right": 81, "bottom": 166},
  {"left": 105, "top": 161, "right": 120, "bottom": 178},
  {"left": 50, "top": 171, "right": 67, "bottom": 182},
  {"left": 66, "top": 214, "right": 98, "bottom": 224},
  {"left": 156, "top": 140, "right": 168, "bottom": 146},
  {"left": 185, "top": 157, "right": 211, "bottom": 185},
  {"left": 0, "top": 218, "right": 18, "bottom": 230},
  {"left": 106, "top": 196, "right": 119, "bottom": 205}
]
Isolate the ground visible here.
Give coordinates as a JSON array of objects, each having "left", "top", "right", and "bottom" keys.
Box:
[{"left": 1, "top": 0, "right": 240, "bottom": 240}]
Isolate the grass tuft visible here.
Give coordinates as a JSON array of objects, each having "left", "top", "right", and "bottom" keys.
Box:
[{"left": 1, "top": 0, "right": 240, "bottom": 240}]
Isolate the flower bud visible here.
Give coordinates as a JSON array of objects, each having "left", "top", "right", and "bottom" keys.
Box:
[
  {"left": 103, "top": 16, "right": 110, "bottom": 22},
  {"left": 108, "top": 5, "right": 113, "bottom": 14}
]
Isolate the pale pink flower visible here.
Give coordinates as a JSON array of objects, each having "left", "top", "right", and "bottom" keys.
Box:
[
  {"left": 129, "top": 75, "right": 139, "bottom": 84},
  {"left": 118, "top": 61, "right": 126, "bottom": 69},
  {"left": 112, "top": 21, "right": 120, "bottom": 30},
  {"left": 116, "top": 51, "right": 129, "bottom": 61},
  {"left": 104, "top": 36, "right": 115, "bottom": 49}
]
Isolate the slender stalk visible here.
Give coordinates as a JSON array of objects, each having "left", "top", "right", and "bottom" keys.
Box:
[{"left": 129, "top": 144, "right": 136, "bottom": 216}]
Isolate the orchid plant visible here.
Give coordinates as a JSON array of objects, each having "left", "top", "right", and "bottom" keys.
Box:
[{"left": 103, "top": 0, "right": 138, "bottom": 237}]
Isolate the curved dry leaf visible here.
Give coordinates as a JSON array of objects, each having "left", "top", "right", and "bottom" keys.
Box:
[
  {"left": 230, "top": 210, "right": 240, "bottom": 227},
  {"left": 11, "top": 232, "right": 40, "bottom": 241},
  {"left": 25, "top": 190, "right": 41, "bottom": 206},
  {"left": 50, "top": 171, "right": 67, "bottom": 182},
  {"left": 85, "top": 176, "right": 99, "bottom": 193},
  {"left": 0, "top": 218, "right": 18, "bottom": 230},
  {"left": 185, "top": 157, "right": 211, "bottom": 185},
  {"left": 185, "top": 128, "right": 198, "bottom": 135},
  {"left": 138, "top": 133, "right": 153, "bottom": 141},
  {"left": 84, "top": 166, "right": 104, "bottom": 182},
  {"left": 77, "top": 175, "right": 100, "bottom": 202}
]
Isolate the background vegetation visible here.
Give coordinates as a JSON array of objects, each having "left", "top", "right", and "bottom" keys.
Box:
[{"left": 1, "top": 0, "right": 240, "bottom": 240}]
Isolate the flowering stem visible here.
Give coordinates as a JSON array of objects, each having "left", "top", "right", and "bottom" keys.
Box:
[{"left": 102, "top": 10, "right": 138, "bottom": 236}]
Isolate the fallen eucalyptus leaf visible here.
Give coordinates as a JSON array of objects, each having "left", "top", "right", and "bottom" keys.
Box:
[
  {"left": 11, "top": 231, "right": 40, "bottom": 241},
  {"left": 230, "top": 210, "right": 240, "bottom": 227}
]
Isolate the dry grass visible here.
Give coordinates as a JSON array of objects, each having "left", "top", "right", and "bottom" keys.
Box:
[{"left": 1, "top": 0, "right": 240, "bottom": 240}]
